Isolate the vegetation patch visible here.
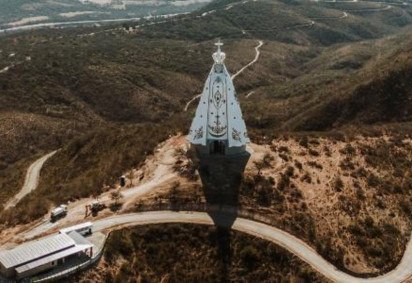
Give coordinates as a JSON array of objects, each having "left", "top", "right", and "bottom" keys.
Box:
[{"left": 73, "top": 224, "right": 325, "bottom": 282}]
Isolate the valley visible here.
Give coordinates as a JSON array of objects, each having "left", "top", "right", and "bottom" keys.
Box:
[{"left": 0, "top": 0, "right": 213, "bottom": 32}]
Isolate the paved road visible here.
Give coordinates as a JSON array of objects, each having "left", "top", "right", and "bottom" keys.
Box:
[
  {"left": 0, "top": 15, "right": 183, "bottom": 34},
  {"left": 91, "top": 211, "right": 412, "bottom": 283},
  {"left": 4, "top": 150, "right": 58, "bottom": 210}
]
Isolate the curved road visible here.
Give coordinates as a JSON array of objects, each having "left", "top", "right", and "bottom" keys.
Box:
[
  {"left": 0, "top": 14, "right": 188, "bottom": 34},
  {"left": 89, "top": 211, "right": 412, "bottom": 283},
  {"left": 4, "top": 150, "right": 57, "bottom": 210}
]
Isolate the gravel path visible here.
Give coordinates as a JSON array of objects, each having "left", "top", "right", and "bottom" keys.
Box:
[{"left": 4, "top": 150, "right": 57, "bottom": 210}]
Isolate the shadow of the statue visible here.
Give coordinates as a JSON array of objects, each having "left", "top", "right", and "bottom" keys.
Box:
[
  {"left": 194, "top": 148, "right": 250, "bottom": 279},
  {"left": 196, "top": 149, "right": 251, "bottom": 228}
]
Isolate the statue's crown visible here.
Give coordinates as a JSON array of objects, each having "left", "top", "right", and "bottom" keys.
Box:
[{"left": 212, "top": 39, "right": 226, "bottom": 64}]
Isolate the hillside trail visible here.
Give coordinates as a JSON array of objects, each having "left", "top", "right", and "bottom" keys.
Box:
[
  {"left": 231, "top": 40, "right": 264, "bottom": 80},
  {"left": 8, "top": 136, "right": 183, "bottom": 242},
  {"left": 3, "top": 150, "right": 58, "bottom": 210},
  {"left": 184, "top": 40, "right": 264, "bottom": 112},
  {"left": 0, "top": 56, "right": 31, "bottom": 75},
  {"left": 315, "top": 0, "right": 395, "bottom": 11}
]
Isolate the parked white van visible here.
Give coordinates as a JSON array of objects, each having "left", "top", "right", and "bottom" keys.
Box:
[{"left": 59, "top": 222, "right": 93, "bottom": 236}]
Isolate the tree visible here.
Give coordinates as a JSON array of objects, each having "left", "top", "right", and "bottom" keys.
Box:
[
  {"left": 111, "top": 191, "right": 123, "bottom": 205},
  {"left": 254, "top": 161, "right": 264, "bottom": 175}
]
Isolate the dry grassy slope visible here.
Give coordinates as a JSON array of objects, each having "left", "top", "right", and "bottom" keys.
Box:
[
  {"left": 0, "top": 37, "right": 206, "bottom": 123},
  {"left": 0, "top": 0, "right": 410, "bottom": 133},
  {"left": 252, "top": 136, "right": 412, "bottom": 273},
  {"left": 148, "top": 0, "right": 412, "bottom": 44},
  {"left": 0, "top": 111, "right": 96, "bottom": 207},
  {"left": 0, "top": 112, "right": 92, "bottom": 164},
  {"left": 281, "top": 35, "right": 412, "bottom": 130},
  {"left": 0, "top": 121, "right": 184, "bottom": 226},
  {"left": 72, "top": 224, "right": 326, "bottom": 283},
  {"left": 0, "top": 36, "right": 273, "bottom": 208},
  {"left": 0, "top": 35, "right": 212, "bottom": 208},
  {"left": 136, "top": 135, "right": 411, "bottom": 275},
  {"left": 240, "top": 28, "right": 412, "bottom": 133}
]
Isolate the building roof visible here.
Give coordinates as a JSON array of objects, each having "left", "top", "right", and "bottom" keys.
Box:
[
  {"left": 15, "top": 243, "right": 92, "bottom": 275},
  {"left": 67, "top": 231, "right": 92, "bottom": 246},
  {"left": 0, "top": 234, "right": 75, "bottom": 269}
]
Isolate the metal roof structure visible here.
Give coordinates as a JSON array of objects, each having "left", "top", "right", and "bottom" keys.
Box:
[
  {"left": 0, "top": 234, "right": 76, "bottom": 269},
  {"left": 67, "top": 231, "right": 92, "bottom": 246},
  {"left": 0, "top": 230, "right": 93, "bottom": 271},
  {"left": 15, "top": 244, "right": 91, "bottom": 275}
]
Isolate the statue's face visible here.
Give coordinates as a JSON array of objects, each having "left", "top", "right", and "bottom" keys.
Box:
[{"left": 214, "top": 63, "right": 223, "bottom": 73}]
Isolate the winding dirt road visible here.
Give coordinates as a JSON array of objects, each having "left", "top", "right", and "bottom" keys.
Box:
[
  {"left": 184, "top": 94, "right": 202, "bottom": 112},
  {"left": 0, "top": 56, "right": 31, "bottom": 75},
  {"left": 231, "top": 40, "right": 264, "bottom": 80},
  {"left": 80, "top": 211, "right": 412, "bottom": 283},
  {"left": 4, "top": 150, "right": 57, "bottom": 210},
  {"left": 18, "top": 139, "right": 180, "bottom": 241}
]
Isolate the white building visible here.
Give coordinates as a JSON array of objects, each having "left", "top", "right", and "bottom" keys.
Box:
[
  {"left": 0, "top": 232, "right": 93, "bottom": 279},
  {"left": 187, "top": 40, "right": 250, "bottom": 156},
  {"left": 60, "top": 222, "right": 93, "bottom": 236}
]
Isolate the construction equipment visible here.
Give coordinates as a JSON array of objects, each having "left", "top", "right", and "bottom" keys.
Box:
[
  {"left": 85, "top": 200, "right": 106, "bottom": 217},
  {"left": 91, "top": 200, "right": 105, "bottom": 212}
]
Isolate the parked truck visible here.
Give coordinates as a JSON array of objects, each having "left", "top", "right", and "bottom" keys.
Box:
[{"left": 50, "top": 205, "right": 67, "bottom": 222}]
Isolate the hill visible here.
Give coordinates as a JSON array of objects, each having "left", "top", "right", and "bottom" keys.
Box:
[
  {"left": 0, "top": 0, "right": 411, "bottom": 231},
  {"left": 277, "top": 30, "right": 412, "bottom": 131}
]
